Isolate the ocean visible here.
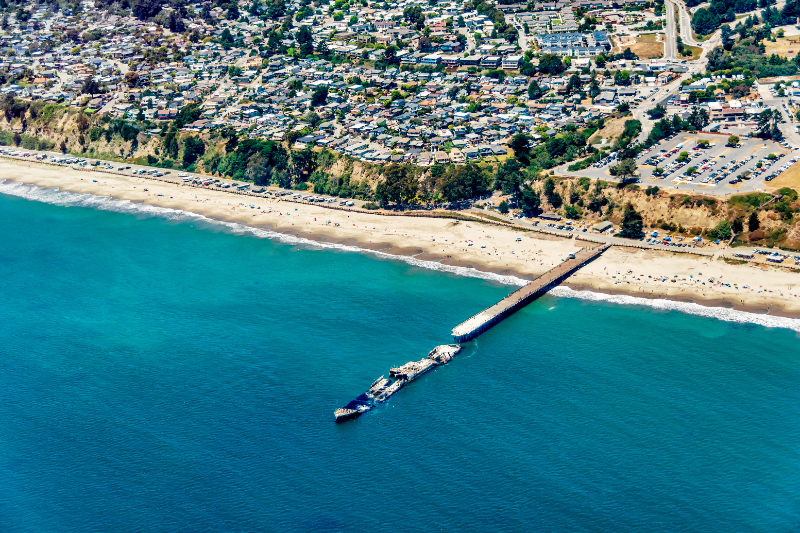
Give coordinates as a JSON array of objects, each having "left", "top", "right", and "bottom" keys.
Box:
[{"left": 1, "top": 182, "right": 799, "bottom": 532}]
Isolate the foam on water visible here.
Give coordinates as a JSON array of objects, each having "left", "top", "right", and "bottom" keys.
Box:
[
  {"left": 550, "top": 286, "right": 800, "bottom": 332},
  {"left": 0, "top": 181, "right": 527, "bottom": 287},
  {"left": 4, "top": 180, "right": 800, "bottom": 333}
]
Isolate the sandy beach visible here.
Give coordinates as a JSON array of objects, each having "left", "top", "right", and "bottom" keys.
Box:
[{"left": 4, "top": 158, "right": 800, "bottom": 317}]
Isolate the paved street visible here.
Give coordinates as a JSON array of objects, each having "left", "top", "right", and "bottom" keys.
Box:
[{"left": 664, "top": 0, "right": 677, "bottom": 60}]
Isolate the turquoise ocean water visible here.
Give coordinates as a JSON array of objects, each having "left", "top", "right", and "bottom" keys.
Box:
[{"left": 1, "top": 181, "right": 800, "bottom": 532}]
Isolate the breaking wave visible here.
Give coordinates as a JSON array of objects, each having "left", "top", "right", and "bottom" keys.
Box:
[
  {"left": 4, "top": 180, "right": 800, "bottom": 333},
  {"left": 0, "top": 181, "right": 528, "bottom": 287},
  {"left": 550, "top": 286, "right": 800, "bottom": 333}
]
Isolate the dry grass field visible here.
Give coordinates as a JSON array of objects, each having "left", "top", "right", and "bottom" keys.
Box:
[
  {"left": 767, "top": 161, "right": 800, "bottom": 191},
  {"left": 613, "top": 33, "right": 664, "bottom": 58},
  {"left": 764, "top": 37, "right": 800, "bottom": 58},
  {"left": 595, "top": 117, "right": 629, "bottom": 141},
  {"left": 627, "top": 33, "right": 665, "bottom": 59}
]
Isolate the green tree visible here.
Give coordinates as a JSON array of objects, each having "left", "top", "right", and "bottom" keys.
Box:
[
  {"left": 290, "top": 148, "right": 315, "bottom": 182},
  {"left": 175, "top": 103, "right": 203, "bottom": 128},
  {"left": 711, "top": 220, "right": 732, "bottom": 240},
  {"left": 677, "top": 151, "right": 689, "bottom": 162},
  {"left": 565, "top": 74, "right": 582, "bottom": 95},
  {"left": 437, "top": 164, "right": 491, "bottom": 201},
  {"left": 296, "top": 25, "right": 314, "bottom": 56},
  {"left": 687, "top": 106, "right": 709, "bottom": 130},
  {"left": 727, "top": 134, "right": 740, "bottom": 146},
  {"left": 519, "top": 187, "right": 540, "bottom": 216},
  {"left": 692, "top": 8, "right": 721, "bottom": 35},
  {"left": 564, "top": 205, "right": 580, "bottom": 219},
  {"left": 162, "top": 124, "right": 179, "bottom": 158},
  {"left": 619, "top": 203, "right": 644, "bottom": 239},
  {"left": 610, "top": 158, "right": 637, "bottom": 183},
  {"left": 543, "top": 177, "right": 562, "bottom": 207},
  {"left": 311, "top": 85, "right": 328, "bottom": 107},
  {"left": 538, "top": 54, "right": 565, "bottom": 75},
  {"left": 182, "top": 136, "right": 205, "bottom": 167},
  {"left": 527, "top": 79, "right": 542, "bottom": 99},
  {"left": 376, "top": 164, "right": 419, "bottom": 207},
  {"left": 498, "top": 200, "right": 509, "bottom": 214},
  {"left": 613, "top": 70, "right": 631, "bottom": 86},
  {"left": 495, "top": 158, "right": 524, "bottom": 194},
  {"left": 748, "top": 211, "right": 760, "bottom": 231},
  {"left": 647, "top": 103, "right": 666, "bottom": 118},
  {"left": 246, "top": 152, "right": 272, "bottom": 185},
  {"left": 81, "top": 78, "right": 100, "bottom": 95},
  {"left": 509, "top": 133, "right": 533, "bottom": 160}
]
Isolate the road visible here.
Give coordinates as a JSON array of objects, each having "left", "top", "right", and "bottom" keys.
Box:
[
  {"left": 674, "top": 0, "right": 701, "bottom": 46},
  {"left": 629, "top": 8, "right": 721, "bottom": 145},
  {"left": 664, "top": 0, "right": 677, "bottom": 60},
  {"left": 458, "top": 27, "right": 477, "bottom": 53},
  {"left": 504, "top": 14, "right": 530, "bottom": 51}
]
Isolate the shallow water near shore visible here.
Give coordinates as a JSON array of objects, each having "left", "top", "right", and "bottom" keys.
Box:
[{"left": 2, "top": 187, "right": 800, "bottom": 532}]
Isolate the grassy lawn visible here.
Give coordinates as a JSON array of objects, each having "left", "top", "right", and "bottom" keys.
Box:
[{"left": 681, "top": 44, "right": 703, "bottom": 61}]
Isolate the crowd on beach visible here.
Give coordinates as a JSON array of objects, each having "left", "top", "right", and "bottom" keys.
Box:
[{"left": 4, "top": 157, "right": 800, "bottom": 316}]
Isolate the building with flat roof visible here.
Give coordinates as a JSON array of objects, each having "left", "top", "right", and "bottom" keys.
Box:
[
  {"left": 502, "top": 55, "right": 522, "bottom": 70},
  {"left": 461, "top": 54, "right": 483, "bottom": 66},
  {"left": 481, "top": 55, "right": 502, "bottom": 69}
]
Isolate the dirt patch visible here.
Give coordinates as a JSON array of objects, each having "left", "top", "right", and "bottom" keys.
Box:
[
  {"left": 595, "top": 116, "right": 630, "bottom": 141},
  {"left": 625, "top": 33, "right": 665, "bottom": 59}
]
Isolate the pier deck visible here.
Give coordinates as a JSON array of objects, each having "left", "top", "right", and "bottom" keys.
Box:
[{"left": 452, "top": 244, "right": 610, "bottom": 342}]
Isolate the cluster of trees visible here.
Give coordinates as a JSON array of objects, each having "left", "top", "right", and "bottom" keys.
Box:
[
  {"left": 207, "top": 138, "right": 291, "bottom": 185},
  {"left": 371, "top": 163, "right": 494, "bottom": 206},
  {"left": 310, "top": 169, "right": 374, "bottom": 200},
  {"left": 468, "top": 0, "right": 518, "bottom": 44},
  {"left": 756, "top": 109, "right": 783, "bottom": 140},
  {"left": 716, "top": 46, "right": 799, "bottom": 78},
  {"left": 691, "top": 0, "right": 768, "bottom": 35},
  {"left": 88, "top": 117, "right": 140, "bottom": 146},
  {"left": 538, "top": 54, "right": 566, "bottom": 75},
  {"left": 594, "top": 48, "right": 639, "bottom": 67}
]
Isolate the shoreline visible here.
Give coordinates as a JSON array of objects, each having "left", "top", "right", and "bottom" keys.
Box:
[{"left": 2, "top": 158, "right": 800, "bottom": 321}]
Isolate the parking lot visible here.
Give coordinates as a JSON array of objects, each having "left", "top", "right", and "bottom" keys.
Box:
[
  {"left": 567, "top": 133, "right": 795, "bottom": 196},
  {"left": 637, "top": 133, "right": 796, "bottom": 194}
]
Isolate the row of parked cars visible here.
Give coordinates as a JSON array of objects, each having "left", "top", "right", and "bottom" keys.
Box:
[
  {"left": 764, "top": 156, "right": 797, "bottom": 182},
  {"left": 645, "top": 238, "right": 694, "bottom": 248},
  {"left": 592, "top": 151, "right": 619, "bottom": 168},
  {"left": 292, "top": 193, "right": 355, "bottom": 206},
  {"left": 544, "top": 222, "right": 590, "bottom": 233}
]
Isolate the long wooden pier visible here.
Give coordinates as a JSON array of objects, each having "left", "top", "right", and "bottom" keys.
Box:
[{"left": 452, "top": 244, "right": 610, "bottom": 342}]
